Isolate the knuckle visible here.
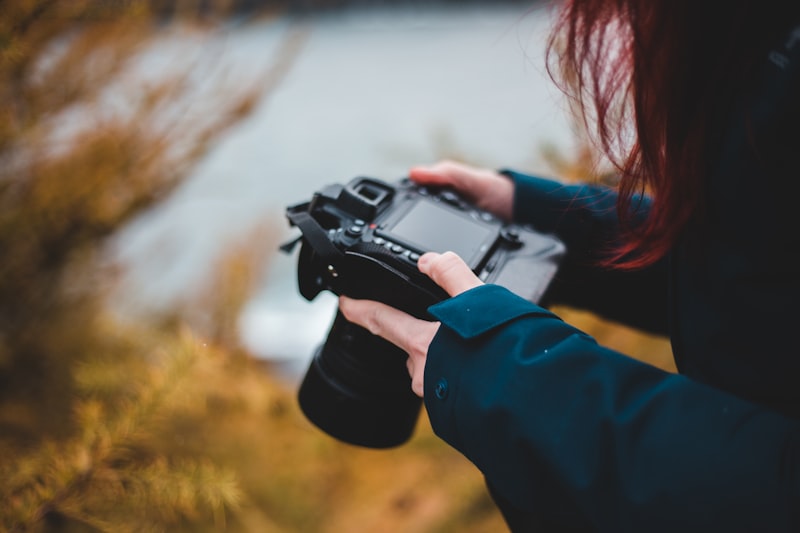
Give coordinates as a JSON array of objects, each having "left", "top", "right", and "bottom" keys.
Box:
[
  {"left": 374, "top": 311, "right": 394, "bottom": 336},
  {"left": 407, "top": 337, "right": 428, "bottom": 359},
  {"left": 440, "top": 250, "right": 461, "bottom": 263},
  {"left": 430, "top": 251, "right": 461, "bottom": 279},
  {"left": 406, "top": 322, "right": 437, "bottom": 360},
  {"left": 361, "top": 305, "right": 384, "bottom": 337},
  {"left": 436, "top": 159, "right": 462, "bottom": 177}
]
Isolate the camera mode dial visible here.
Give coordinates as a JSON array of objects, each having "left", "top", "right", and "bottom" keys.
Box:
[{"left": 500, "top": 227, "right": 523, "bottom": 248}]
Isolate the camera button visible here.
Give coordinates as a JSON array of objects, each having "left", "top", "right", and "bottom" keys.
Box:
[
  {"left": 440, "top": 191, "right": 462, "bottom": 207},
  {"left": 434, "top": 378, "right": 449, "bottom": 400},
  {"left": 408, "top": 252, "right": 420, "bottom": 262},
  {"left": 391, "top": 244, "right": 404, "bottom": 254},
  {"left": 373, "top": 237, "right": 385, "bottom": 245},
  {"left": 346, "top": 225, "right": 364, "bottom": 237},
  {"left": 500, "top": 227, "right": 523, "bottom": 248}
]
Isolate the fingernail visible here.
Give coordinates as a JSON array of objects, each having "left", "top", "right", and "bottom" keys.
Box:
[{"left": 417, "top": 252, "right": 438, "bottom": 269}]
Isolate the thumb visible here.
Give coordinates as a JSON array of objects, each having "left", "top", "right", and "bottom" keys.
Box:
[{"left": 418, "top": 252, "right": 483, "bottom": 297}]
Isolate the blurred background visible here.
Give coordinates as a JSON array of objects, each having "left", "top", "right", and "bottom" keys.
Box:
[
  {"left": 109, "top": 0, "right": 576, "bottom": 376},
  {"left": 0, "top": 1, "right": 672, "bottom": 531}
]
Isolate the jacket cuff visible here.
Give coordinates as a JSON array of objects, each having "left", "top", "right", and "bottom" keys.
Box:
[
  {"left": 499, "top": 168, "right": 576, "bottom": 233},
  {"left": 422, "top": 284, "right": 569, "bottom": 458},
  {"left": 427, "top": 284, "right": 556, "bottom": 339}
]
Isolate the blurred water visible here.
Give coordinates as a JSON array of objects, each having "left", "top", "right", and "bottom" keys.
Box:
[{"left": 111, "top": 3, "right": 575, "bottom": 378}]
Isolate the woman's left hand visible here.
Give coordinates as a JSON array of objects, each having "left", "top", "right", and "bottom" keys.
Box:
[{"left": 338, "top": 251, "right": 483, "bottom": 397}]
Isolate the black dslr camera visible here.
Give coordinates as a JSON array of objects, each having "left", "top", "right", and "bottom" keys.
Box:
[{"left": 283, "top": 176, "right": 564, "bottom": 448}]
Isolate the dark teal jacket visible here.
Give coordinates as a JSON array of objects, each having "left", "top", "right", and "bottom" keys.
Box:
[{"left": 423, "top": 26, "right": 800, "bottom": 532}]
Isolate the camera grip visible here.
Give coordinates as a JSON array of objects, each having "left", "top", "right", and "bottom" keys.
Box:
[{"left": 341, "top": 249, "right": 447, "bottom": 320}]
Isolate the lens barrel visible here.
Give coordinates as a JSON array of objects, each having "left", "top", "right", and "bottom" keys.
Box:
[{"left": 297, "top": 311, "right": 422, "bottom": 448}]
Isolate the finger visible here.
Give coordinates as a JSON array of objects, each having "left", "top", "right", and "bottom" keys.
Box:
[
  {"left": 405, "top": 357, "right": 424, "bottom": 397},
  {"left": 409, "top": 160, "right": 470, "bottom": 188},
  {"left": 410, "top": 371, "right": 424, "bottom": 398},
  {"left": 409, "top": 161, "right": 514, "bottom": 221},
  {"left": 338, "top": 296, "right": 439, "bottom": 357},
  {"left": 418, "top": 251, "right": 483, "bottom": 297},
  {"left": 408, "top": 164, "right": 456, "bottom": 187}
]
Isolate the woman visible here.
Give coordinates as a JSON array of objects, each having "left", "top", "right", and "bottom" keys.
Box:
[{"left": 340, "top": 1, "right": 800, "bottom": 530}]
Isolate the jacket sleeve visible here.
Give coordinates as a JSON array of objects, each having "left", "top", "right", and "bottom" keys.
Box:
[
  {"left": 502, "top": 170, "right": 670, "bottom": 336},
  {"left": 423, "top": 284, "right": 800, "bottom": 532}
]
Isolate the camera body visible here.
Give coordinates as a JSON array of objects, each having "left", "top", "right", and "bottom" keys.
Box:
[{"left": 285, "top": 176, "right": 564, "bottom": 448}]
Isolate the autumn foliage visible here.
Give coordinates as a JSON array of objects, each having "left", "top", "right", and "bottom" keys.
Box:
[{"left": 0, "top": 2, "right": 509, "bottom": 531}]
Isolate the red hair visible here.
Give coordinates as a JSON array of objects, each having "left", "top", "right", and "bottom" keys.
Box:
[{"left": 547, "top": 0, "right": 799, "bottom": 269}]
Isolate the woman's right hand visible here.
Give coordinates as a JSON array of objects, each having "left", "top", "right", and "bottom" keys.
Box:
[{"left": 409, "top": 160, "right": 515, "bottom": 222}]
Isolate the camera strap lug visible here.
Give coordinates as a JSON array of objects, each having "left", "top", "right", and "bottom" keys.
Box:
[
  {"left": 279, "top": 234, "right": 303, "bottom": 254},
  {"left": 286, "top": 209, "right": 347, "bottom": 269}
]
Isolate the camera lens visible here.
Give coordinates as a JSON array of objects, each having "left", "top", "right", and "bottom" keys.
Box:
[{"left": 297, "top": 311, "right": 422, "bottom": 448}]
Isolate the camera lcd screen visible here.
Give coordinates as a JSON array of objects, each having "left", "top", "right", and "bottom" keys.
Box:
[{"left": 384, "top": 199, "right": 496, "bottom": 267}]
